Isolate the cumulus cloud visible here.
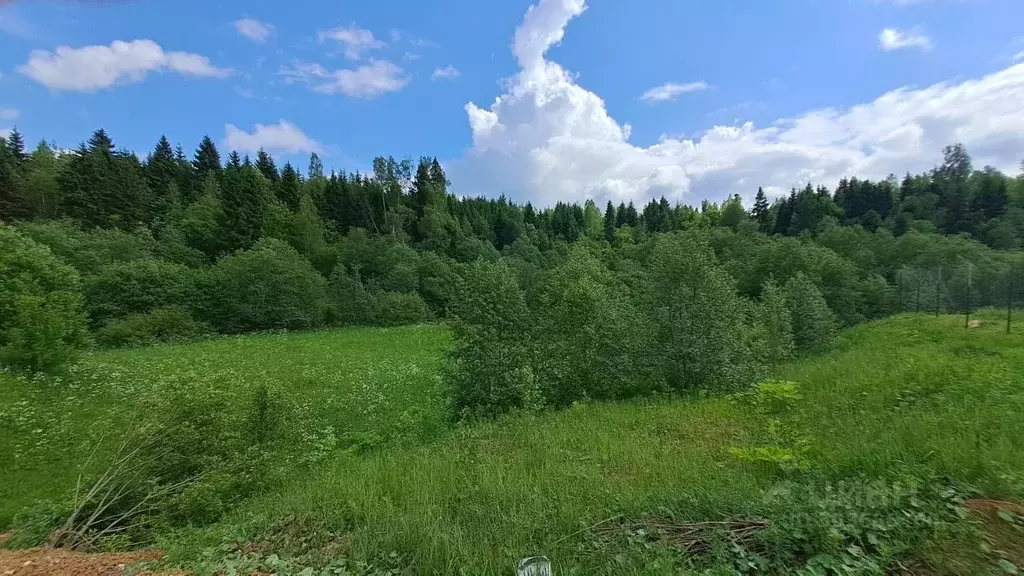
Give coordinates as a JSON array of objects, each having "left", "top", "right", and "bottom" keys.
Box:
[
  {"left": 224, "top": 120, "right": 321, "bottom": 155},
  {"left": 282, "top": 59, "right": 408, "bottom": 98},
  {"left": 0, "top": 108, "right": 18, "bottom": 121},
  {"left": 450, "top": 0, "right": 1024, "bottom": 207},
  {"left": 234, "top": 18, "right": 274, "bottom": 43},
  {"left": 432, "top": 65, "right": 460, "bottom": 80},
  {"left": 319, "top": 24, "right": 386, "bottom": 60},
  {"left": 640, "top": 81, "right": 708, "bottom": 102},
  {"left": 18, "top": 39, "right": 231, "bottom": 92},
  {"left": 879, "top": 27, "right": 933, "bottom": 51}
]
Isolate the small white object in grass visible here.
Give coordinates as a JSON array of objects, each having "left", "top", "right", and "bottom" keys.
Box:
[{"left": 517, "top": 556, "right": 552, "bottom": 576}]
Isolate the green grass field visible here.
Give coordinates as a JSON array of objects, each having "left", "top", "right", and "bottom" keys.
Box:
[{"left": 3, "top": 311, "right": 1023, "bottom": 574}]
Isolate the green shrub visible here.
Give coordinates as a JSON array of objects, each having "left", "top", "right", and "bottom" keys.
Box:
[
  {"left": 784, "top": 272, "right": 838, "bottom": 353},
  {"left": 754, "top": 279, "right": 796, "bottom": 365},
  {"left": 205, "top": 239, "right": 328, "bottom": 333},
  {"left": 0, "top": 226, "right": 89, "bottom": 372},
  {"left": 15, "top": 220, "right": 156, "bottom": 274},
  {"left": 445, "top": 259, "right": 538, "bottom": 420},
  {"left": 84, "top": 259, "right": 198, "bottom": 327},
  {"left": 647, "top": 233, "right": 762, "bottom": 393},
  {"left": 94, "top": 307, "right": 210, "bottom": 348},
  {"left": 373, "top": 291, "right": 431, "bottom": 327},
  {"left": 326, "top": 266, "right": 375, "bottom": 326},
  {"left": 533, "top": 245, "right": 655, "bottom": 406}
]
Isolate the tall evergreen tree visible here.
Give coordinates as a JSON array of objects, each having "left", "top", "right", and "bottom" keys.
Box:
[
  {"left": 219, "top": 164, "right": 269, "bottom": 251},
  {"left": 256, "top": 148, "right": 279, "bottom": 183},
  {"left": 603, "top": 200, "right": 616, "bottom": 242},
  {"left": 227, "top": 151, "right": 242, "bottom": 169},
  {"left": 616, "top": 201, "right": 627, "bottom": 227},
  {"left": 6, "top": 128, "right": 27, "bottom": 166},
  {"left": 752, "top": 187, "right": 770, "bottom": 232},
  {"left": 277, "top": 161, "right": 302, "bottom": 211},
  {"left": 192, "top": 135, "right": 222, "bottom": 182}
]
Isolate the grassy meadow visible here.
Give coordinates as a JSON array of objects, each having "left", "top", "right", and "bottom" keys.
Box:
[{"left": 3, "top": 311, "right": 1024, "bottom": 574}]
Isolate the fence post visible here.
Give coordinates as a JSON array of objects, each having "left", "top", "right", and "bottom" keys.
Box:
[
  {"left": 897, "top": 269, "right": 903, "bottom": 313},
  {"left": 1010, "top": 267, "right": 1015, "bottom": 335},
  {"left": 965, "top": 262, "right": 972, "bottom": 329},
  {"left": 916, "top": 271, "right": 921, "bottom": 313}
]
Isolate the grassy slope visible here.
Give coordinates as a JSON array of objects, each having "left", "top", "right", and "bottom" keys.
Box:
[
  {"left": 3, "top": 312, "right": 1023, "bottom": 573},
  {"left": 0, "top": 325, "right": 450, "bottom": 526},
  {"left": 179, "top": 311, "right": 1023, "bottom": 574}
]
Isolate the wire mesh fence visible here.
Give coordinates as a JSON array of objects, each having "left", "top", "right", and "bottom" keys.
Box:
[{"left": 892, "top": 256, "right": 1024, "bottom": 333}]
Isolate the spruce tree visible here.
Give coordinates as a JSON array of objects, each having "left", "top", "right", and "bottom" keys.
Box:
[
  {"left": 603, "top": 200, "right": 616, "bottom": 242},
  {"left": 616, "top": 201, "right": 627, "bottom": 227},
  {"left": 256, "top": 148, "right": 279, "bottom": 183},
  {"left": 192, "top": 135, "right": 222, "bottom": 182},
  {"left": 227, "top": 151, "right": 242, "bottom": 169},
  {"left": 6, "top": 128, "right": 27, "bottom": 165},
  {"left": 752, "top": 187, "right": 770, "bottom": 232},
  {"left": 277, "top": 161, "right": 302, "bottom": 211},
  {"left": 219, "top": 164, "right": 269, "bottom": 251}
]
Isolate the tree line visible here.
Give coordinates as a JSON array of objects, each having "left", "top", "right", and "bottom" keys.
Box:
[{"left": 1, "top": 128, "right": 1022, "bottom": 411}]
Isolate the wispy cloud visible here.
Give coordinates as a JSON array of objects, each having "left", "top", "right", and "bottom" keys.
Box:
[
  {"left": 879, "top": 27, "right": 933, "bottom": 51},
  {"left": 282, "top": 59, "right": 409, "bottom": 98},
  {"left": 224, "top": 120, "right": 321, "bottom": 154},
  {"left": 319, "top": 24, "right": 385, "bottom": 60},
  {"left": 18, "top": 39, "right": 231, "bottom": 92},
  {"left": 640, "top": 81, "right": 708, "bottom": 102},
  {"left": 234, "top": 18, "right": 274, "bottom": 43},
  {"left": 432, "top": 65, "right": 460, "bottom": 80}
]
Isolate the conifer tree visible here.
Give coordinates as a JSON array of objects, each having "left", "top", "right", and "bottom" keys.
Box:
[
  {"left": 603, "top": 200, "right": 616, "bottom": 242},
  {"left": 256, "top": 148, "right": 279, "bottom": 183},
  {"left": 192, "top": 135, "right": 222, "bottom": 182},
  {"left": 277, "top": 161, "right": 302, "bottom": 211},
  {"left": 752, "top": 187, "right": 770, "bottom": 232}
]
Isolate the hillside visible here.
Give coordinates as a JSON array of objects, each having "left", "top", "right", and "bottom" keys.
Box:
[{"left": 2, "top": 311, "right": 1023, "bottom": 574}]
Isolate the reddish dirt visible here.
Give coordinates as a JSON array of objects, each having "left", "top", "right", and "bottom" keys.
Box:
[{"left": 0, "top": 540, "right": 177, "bottom": 576}]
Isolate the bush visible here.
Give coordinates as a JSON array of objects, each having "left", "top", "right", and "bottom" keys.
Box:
[
  {"left": 15, "top": 220, "right": 156, "bottom": 274},
  {"left": 445, "top": 259, "right": 538, "bottom": 420},
  {"left": 205, "top": 239, "right": 328, "bottom": 333},
  {"left": 94, "top": 307, "right": 210, "bottom": 348},
  {"left": 533, "top": 245, "right": 654, "bottom": 406},
  {"left": 84, "top": 259, "right": 198, "bottom": 327},
  {"left": 784, "top": 272, "right": 838, "bottom": 353},
  {"left": 0, "top": 226, "right": 89, "bottom": 372},
  {"left": 647, "top": 233, "right": 762, "bottom": 393},
  {"left": 326, "top": 266, "right": 375, "bottom": 326},
  {"left": 754, "top": 279, "right": 795, "bottom": 365},
  {"left": 373, "top": 291, "right": 432, "bottom": 327}
]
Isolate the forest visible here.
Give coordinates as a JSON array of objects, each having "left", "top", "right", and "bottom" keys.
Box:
[{"left": 1, "top": 128, "right": 1021, "bottom": 385}]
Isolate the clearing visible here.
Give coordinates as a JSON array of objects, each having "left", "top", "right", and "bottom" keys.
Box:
[{"left": 2, "top": 311, "right": 1023, "bottom": 574}]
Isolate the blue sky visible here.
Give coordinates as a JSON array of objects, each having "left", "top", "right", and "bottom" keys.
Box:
[{"left": 1, "top": 0, "right": 1023, "bottom": 206}]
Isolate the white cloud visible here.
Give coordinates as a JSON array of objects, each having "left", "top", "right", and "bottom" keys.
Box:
[
  {"left": 319, "top": 24, "right": 385, "bottom": 60},
  {"left": 282, "top": 59, "right": 408, "bottom": 98},
  {"left": 404, "top": 52, "right": 421, "bottom": 61},
  {"left": 234, "top": 18, "right": 274, "bottom": 43},
  {"left": 450, "top": 0, "right": 1024, "bottom": 208},
  {"left": 432, "top": 65, "right": 460, "bottom": 80},
  {"left": 18, "top": 39, "right": 231, "bottom": 92},
  {"left": 1014, "top": 50, "right": 1024, "bottom": 62},
  {"left": 223, "top": 120, "right": 321, "bottom": 155},
  {"left": 0, "top": 108, "right": 19, "bottom": 121},
  {"left": 879, "top": 27, "right": 933, "bottom": 51},
  {"left": 640, "top": 81, "right": 708, "bottom": 102}
]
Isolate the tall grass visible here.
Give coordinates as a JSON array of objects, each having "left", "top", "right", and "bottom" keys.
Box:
[{"left": 4, "top": 312, "right": 1022, "bottom": 574}]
